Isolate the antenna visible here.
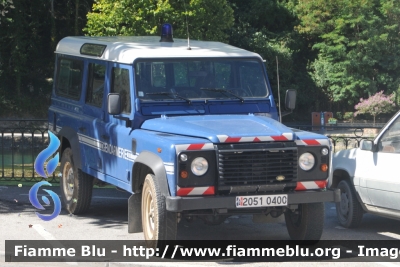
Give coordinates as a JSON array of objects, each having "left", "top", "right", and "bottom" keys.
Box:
[
  {"left": 183, "top": 0, "right": 191, "bottom": 50},
  {"left": 276, "top": 56, "right": 282, "bottom": 122}
]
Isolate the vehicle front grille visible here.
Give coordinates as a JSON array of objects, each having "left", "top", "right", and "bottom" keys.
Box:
[{"left": 217, "top": 147, "right": 298, "bottom": 191}]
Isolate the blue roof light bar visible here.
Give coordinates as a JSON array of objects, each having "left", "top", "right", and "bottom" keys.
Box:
[{"left": 160, "top": 23, "right": 174, "bottom": 42}]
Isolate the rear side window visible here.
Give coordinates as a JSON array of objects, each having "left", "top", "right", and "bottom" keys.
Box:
[
  {"left": 86, "top": 63, "right": 105, "bottom": 107},
  {"left": 56, "top": 58, "right": 83, "bottom": 100}
]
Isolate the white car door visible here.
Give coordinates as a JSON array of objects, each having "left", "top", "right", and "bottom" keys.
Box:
[{"left": 354, "top": 114, "right": 400, "bottom": 211}]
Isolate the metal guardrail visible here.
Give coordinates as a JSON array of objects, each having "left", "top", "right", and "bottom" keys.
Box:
[
  {"left": 326, "top": 135, "right": 375, "bottom": 153},
  {"left": 0, "top": 119, "right": 58, "bottom": 182},
  {"left": 286, "top": 124, "right": 382, "bottom": 152},
  {"left": 285, "top": 124, "right": 383, "bottom": 132}
]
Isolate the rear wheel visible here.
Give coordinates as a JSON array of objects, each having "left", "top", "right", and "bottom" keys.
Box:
[
  {"left": 336, "top": 180, "right": 363, "bottom": 228},
  {"left": 285, "top": 202, "right": 324, "bottom": 240},
  {"left": 60, "top": 148, "right": 93, "bottom": 214},
  {"left": 141, "top": 174, "right": 177, "bottom": 248}
]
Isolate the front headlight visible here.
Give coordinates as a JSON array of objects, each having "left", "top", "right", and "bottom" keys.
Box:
[
  {"left": 299, "top": 152, "right": 315, "bottom": 171},
  {"left": 191, "top": 157, "right": 209, "bottom": 176}
]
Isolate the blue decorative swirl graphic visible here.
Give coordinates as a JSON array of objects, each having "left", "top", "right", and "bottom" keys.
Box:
[
  {"left": 29, "top": 181, "right": 61, "bottom": 221},
  {"left": 30, "top": 131, "right": 62, "bottom": 221},
  {"left": 34, "top": 131, "right": 60, "bottom": 178}
]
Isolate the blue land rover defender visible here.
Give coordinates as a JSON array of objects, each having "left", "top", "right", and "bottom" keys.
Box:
[{"left": 49, "top": 25, "right": 340, "bottom": 246}]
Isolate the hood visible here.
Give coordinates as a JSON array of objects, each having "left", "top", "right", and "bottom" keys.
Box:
[{"left": 141, "top": 115, "right": 295, "bottom": 143}]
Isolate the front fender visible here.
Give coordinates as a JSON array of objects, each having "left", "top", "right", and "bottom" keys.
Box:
[
  {"left": 330, "top": 148, "right": 358, "bottom": 187},
  {"left": 332, "top": 148, "right": 358, "bottom": 176},
  {"left": 132, "top": 151, "right": 170, "bottom": 197}
]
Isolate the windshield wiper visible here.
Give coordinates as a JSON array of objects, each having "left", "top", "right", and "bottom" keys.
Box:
[
  {"left": 200, "top": 88, "right": 244, "bottom": 103},
  {"left": 146, "top": 92, "right": 191, "bottom": 104}
]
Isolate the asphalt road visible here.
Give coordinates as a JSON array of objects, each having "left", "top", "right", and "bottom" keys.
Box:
[{"left": 1, "top": 185, "right": 400, "bottom": 267}]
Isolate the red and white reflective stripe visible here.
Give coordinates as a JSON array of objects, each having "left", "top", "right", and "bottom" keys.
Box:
[
  {"left": 216, "top": 133, "right": 293, "bottom": 143},
  {"left": 175, "top": 143, "right": 214, "bottom": 154},
  {"left": 295, "top": 180, "right": 327, "bottom": 191},
  {"left": 295, "top": 139, "right": 330, "bottom": 146},
  {"left": 177, "top": 186, "right": 215, "bottom": 196}
]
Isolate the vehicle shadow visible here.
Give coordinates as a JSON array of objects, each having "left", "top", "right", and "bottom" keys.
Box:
[{"left": 2, "top": 185, "right": 400, "bottom": 241}]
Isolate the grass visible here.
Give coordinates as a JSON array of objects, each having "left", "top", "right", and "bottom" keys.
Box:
[
  {"left": 0, "top": 180, "right": 55, "bottom": 187},
  {"left": 0, "top": 179, "right": 116, "bottom": 189},
  {"left": 1, "top": 165, "right": 60, "bottom": 179},
  {"left": 0, "top": 165, "right": 116, "bottom": 189}
]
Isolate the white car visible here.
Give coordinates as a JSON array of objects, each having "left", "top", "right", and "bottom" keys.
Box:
[{"left": 330, "top": 110, "right": 400, "bottom": 227}]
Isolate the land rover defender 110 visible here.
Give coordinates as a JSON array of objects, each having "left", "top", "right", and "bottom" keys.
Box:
[{"left": 49, "top": 24, "right": 340, "bottom": 247}]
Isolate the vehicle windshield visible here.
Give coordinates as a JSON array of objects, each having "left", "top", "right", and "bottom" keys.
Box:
[{"left": 134, "top": 58, "right": 269, "bottom": 101}]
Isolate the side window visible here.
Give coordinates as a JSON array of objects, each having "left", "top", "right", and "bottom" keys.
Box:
[
  {"left": 86, "top": 63, "right": 105, "bottom": 107},
  {"left": 111, "top": 68, "right": 131, "bottom": 114},
  {"left": 378, "top": 115, "right": 400, "bottom": 153},
  {"left": 56, "top": 58, "right": 83, "bottom": 100}
]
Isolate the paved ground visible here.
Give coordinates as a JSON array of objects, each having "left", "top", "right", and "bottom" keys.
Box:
[{"left": 1, "top": 185, "right": 400, "bottom": 267}]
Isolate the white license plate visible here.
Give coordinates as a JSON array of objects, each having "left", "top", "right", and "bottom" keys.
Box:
[{"left": 236, "top": 194, "right": 288, "bottom": 208}]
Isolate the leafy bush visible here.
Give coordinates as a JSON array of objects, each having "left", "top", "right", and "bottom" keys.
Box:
[
  {"left": 343, "top": 112, "right": 354, "bottom": 123},
  {"left": 335, "top": 112, "right": 343, "bottom": 120}
]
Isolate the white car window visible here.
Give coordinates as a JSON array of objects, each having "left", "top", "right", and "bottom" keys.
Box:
[{"left": 378, "top": 115, "right": 400, "bottom": 153}]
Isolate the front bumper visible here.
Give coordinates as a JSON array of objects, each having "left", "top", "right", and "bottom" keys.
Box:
[{"left": 166, "top": 189, "right": 341, "bottom": 212}]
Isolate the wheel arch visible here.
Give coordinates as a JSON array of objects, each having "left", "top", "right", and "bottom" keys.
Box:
[
  {"left": 333, "top": 168, "right": 367, "bottom": 213},
  {"left": 132, "top": 151, "right": 170, "bottom": 196},
  {"left": 57, "top": 127, "right": 82, "bottom": 170},
  {"left": 332, "top": 169, "right": 351, "bottom": 188}
]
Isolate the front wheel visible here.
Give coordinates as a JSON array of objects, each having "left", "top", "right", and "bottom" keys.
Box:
[
  {"left": 336, "top": 180, "right": 363, "bottom": 228},
  {"left": 141, "top": 174, "right": 177, "bottom": 248},
  {"left": 284, "top": 202, "right": 324, "bottom": 240}
]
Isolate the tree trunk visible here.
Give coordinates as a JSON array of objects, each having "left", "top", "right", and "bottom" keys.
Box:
[
  {"left": 16, "top": 72, "right": 21, "bottom": 97},
  {"left": 75, "top": 0, "right": 79, "bottom": 35},
  {"left": 51, "top": 0, "right": 56, "bottom": 50}
]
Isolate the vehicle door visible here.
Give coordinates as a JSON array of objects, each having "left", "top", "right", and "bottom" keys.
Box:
[
  {"left": 355, "top": 113, "right": 400, "bottom": 211},
  {"left": 99, "top": 64, "right": 134, "bottom": 184},
  {"left": 82, "top": 60, "right": 107, "bottom": 173}
]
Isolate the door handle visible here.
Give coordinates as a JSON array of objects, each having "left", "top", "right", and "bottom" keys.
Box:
[{"left": 101, "top": 134, "right": 109, "bottom": 140}]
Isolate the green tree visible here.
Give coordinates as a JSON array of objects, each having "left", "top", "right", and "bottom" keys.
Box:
[
  {"left": 85, "top": 0, "right": 234, "bottom": 42},
  {"left": 296, "top": 0, "right": 400, "bottom": 108},
  {"left": 0, "top": 0, "right": 52, "bottom": 97},
  {"left": 0, "top": 0, "right": 14, "bottom": 18},
  {"left": 228, "top": 0, "right": 323, "bottom": 119},
  {"left": 0, "top": 0, "right": 93, "bottom": 116}
]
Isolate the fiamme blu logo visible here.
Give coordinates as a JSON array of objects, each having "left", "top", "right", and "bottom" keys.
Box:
[{"left": 28, "top": 131, "right": 61, "bottom": 221}]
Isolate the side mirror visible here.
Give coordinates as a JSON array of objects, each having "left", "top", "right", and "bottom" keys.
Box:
[
  {"left": 108, "top": 93, "right": 121, "bottom": 115},
  {"left": 285, "top": 89, "right": 296, "bottom": 110},
  {"left": 360, "top": 139, "right": 373, "bottom": 151}
]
